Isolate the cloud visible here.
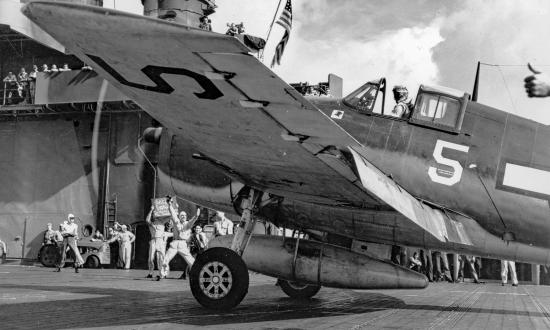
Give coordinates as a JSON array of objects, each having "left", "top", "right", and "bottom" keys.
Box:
[
  {"left": 276, "top": 19, "right": 444, "bottom": 96},
  {"left": 433, "top": 0, "right": 550, "bottom": 123},
  {"left": 185, "top": 0, "right": 550, "bottom": 123}
]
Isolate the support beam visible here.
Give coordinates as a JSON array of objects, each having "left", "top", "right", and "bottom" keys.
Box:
[
  {"left": 231, "top": 188, "right": 262, "bottom": 256},
  {"left": 532, "top": 264, "right": 540, "bottom": 285}
]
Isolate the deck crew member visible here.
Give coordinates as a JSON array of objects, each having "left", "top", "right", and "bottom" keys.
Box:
[
  {"left": 56, "top": 213, "right": 84, "bottom": 273},
  {"left": 145, "top": 206, "right": 170, "bottom": 280},
  {"left": 91, "top": 229, "right": 104, "bottom": 241},
  {"left": 118, "top": 224, "right": 135, "bottom": 269},
  {"left": 190, "top": 225, "right": 208, "bottom": 256},
  {"left": 501, "top": 260, "right": 519, "bottom": 286},
  {"left": 43, "top": 223, "right": 57, "bottom": 245},
  {"left": 457, "top": 255, "right": 482, "bottom": 283},
  {"left": 214, "top": 211, "right": 234, "bottom": 237},
  {"left": 105, "top": 227, "right": 122, "bottom": 268},
  {"left": 162, "top": 198, "right": 200, "bottom": 279}
]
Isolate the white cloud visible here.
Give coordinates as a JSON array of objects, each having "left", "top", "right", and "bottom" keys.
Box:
[
  {"left": 434, "top": 0, "right": 550, "bottom": 123},
  {"left": 274, "top": 18, "right": 444, "bottom": 103}
]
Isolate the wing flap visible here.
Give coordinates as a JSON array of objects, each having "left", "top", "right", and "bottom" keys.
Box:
[{"left": 349, "top": 147, "right": 472, "bottom": 244}]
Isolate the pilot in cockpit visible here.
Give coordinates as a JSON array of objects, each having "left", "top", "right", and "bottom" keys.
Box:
[{"left": 391, "top": 85, "right": 413, "bottom": 119}]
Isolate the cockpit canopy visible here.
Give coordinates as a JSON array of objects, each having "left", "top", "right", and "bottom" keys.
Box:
[
  {"left": 343, "top": 78, "right": 470, "bottom": 134},
  {"left": 343, "top": 78, "right": 386, "bottom": 114}
]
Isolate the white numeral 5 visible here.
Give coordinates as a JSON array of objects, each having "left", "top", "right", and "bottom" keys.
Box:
[{"left": 428, "top": 140, "right": 469, "bottom": 186}]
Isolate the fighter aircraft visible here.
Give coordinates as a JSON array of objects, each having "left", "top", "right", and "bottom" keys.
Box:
[{"left": 23, "top": 2, "right": 550, "bottom": 310}]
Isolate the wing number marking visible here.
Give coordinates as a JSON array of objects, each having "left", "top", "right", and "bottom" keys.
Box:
[
  {"left": 86, "top": 54, "right": 223, "bottom": 100},
  {"left": 428, "top": 140, "right": 469, "bottom": 186}
]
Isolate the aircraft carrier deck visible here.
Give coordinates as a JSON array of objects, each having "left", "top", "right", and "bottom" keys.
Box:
[{"left": 1, "top": 264, "right": 549, "bottom": 330}]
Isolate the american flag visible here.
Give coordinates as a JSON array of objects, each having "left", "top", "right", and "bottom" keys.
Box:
[{"left": 271, "top": 0, "right": 292, "bottom": 68}]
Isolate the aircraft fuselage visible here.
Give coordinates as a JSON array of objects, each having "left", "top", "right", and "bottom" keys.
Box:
[{"left": 310, "top": 96, "right": 550, "bottom": 250}]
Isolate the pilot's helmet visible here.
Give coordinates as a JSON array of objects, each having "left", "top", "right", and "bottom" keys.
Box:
[{"left": 392, "top": 85, "right": 408, "bottom": 101}]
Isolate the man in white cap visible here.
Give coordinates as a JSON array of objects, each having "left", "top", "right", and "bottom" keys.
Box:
[
  {"left": 56, "top": 213, "right": 84, "bottom": 273},
  {"left": 162, "top": 197, "right": 200, "bottom": 279},
  {"left": 117, "top": 223, "right": 135, "bottom": 270},
  {"left": 145, "top": 205, "right": 170, "bottom": 280}
]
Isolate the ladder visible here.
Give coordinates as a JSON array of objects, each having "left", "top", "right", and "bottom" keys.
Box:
[{"left": 104, "top": 196, "right": 117, "bottom": 230}]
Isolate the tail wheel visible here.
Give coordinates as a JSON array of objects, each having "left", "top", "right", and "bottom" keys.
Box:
[
  {"left": 279, "top": 279, "right": 321, "bottom": 299},
  {"left": 39, "top": 245, "right": 59, "bottom": 267},
  {"left": 84, "top": 255, "right": 100, "bottom": 269},
  {"left": 189, "top": 247, "right": 249, "bottom": 310}
]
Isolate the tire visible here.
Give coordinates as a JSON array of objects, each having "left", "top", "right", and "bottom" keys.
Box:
[
  {"left": 84, "top": 255, "right": 100, "bottom": 269},
  {"left": 189, "top": 247, "right": 249, "bottom": 310},
  {"left": 39, "top": 245, "right": 59, "bottom": 267},
  {"left": 278, "top": 279, "right": 321, "bottom": 299}
]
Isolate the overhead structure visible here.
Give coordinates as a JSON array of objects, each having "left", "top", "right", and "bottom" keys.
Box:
[{"left": 142, "top": 0, "right": 216, "bottom": 26}]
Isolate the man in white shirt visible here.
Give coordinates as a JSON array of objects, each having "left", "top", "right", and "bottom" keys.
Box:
[
  {"left": 56, "top": 213, "right": 84, "bottom": 273},
  {"left": 117, "top": 224, "right": 136, "bottom": 270},
  {"left": 145, "top": 206, "right": 170, "bottom": 279},
  {"left": 162, "top": 198, "right": 200, "bottom": 279},
  {"left": 214, "top": 211, "right": 234, "bottom": 237}
]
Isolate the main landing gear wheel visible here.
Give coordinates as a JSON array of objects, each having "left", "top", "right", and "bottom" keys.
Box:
[
  {"left": 189, "top": 247, "right": 249, "bottom": 310},
  {"left": 278, "top": 279, "right": 321, "bottom": 299}
]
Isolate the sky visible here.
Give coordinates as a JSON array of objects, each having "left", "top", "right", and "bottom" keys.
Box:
[{"left": 103, "top": 0, "right": 550, "bottom": 124}]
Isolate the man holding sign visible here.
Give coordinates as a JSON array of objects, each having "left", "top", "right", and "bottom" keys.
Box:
[{"left": 145, "top": 201, "right": 171, "bottom": 280}]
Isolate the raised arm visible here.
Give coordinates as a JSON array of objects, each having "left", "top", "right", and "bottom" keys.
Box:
[
  {"left": 105, "top": 232, "right": 119, "bottom": 244},
  {"left": 145, "top": 206, "right": 154, "bottom": 225},
  {"left": 168, "top": 197, "right": 180, "bottom": 225},
  {"left": 184, "top": 208, "right": 201, "bottom": 231}
]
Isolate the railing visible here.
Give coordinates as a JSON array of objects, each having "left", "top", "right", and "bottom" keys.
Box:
[{"left": 2, "top": 81, "right": 34, "bottom": 106}]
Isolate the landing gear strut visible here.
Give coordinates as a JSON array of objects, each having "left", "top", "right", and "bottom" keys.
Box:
[{"left": 190, "top": 188, "right": 262, "bottom": 310}]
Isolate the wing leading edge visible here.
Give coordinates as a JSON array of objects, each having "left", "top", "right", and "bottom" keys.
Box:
[{"left": 22, "top": 2, "right": 471, "bottom": 244}]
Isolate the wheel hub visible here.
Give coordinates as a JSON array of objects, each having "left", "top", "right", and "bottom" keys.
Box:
[{"left": 199, "top": 261, "right": 233, "bottom": 299}]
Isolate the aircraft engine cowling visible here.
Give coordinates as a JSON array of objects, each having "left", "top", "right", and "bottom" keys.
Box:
[
  {"left": 154, "top": 127, "right": 243, "bottom": 213},
  {"left": 210, "top": 235, "right": 428, "bottom": 290}
]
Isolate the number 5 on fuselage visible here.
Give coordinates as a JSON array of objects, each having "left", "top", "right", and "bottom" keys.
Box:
[{"left": 428, "top": 140, "right": 470, "bottom": 186}]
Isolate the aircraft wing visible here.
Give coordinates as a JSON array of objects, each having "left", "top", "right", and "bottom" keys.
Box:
[{"left": 22, "top": 2, "right": 471, "bottom": 244}]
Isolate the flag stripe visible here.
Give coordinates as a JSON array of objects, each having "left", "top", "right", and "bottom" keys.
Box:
[
  {"left": 271, "top": 0, "right": 292, "bottom": 67},
  {"left": 271, "top": 30, "right": 289, "bottom": 68},
  {"left": 276, "top": 20, "right": 291, "bottom": 32},
  {"left": 279, "top": 16, "right": 291, "bottom": 27}
]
